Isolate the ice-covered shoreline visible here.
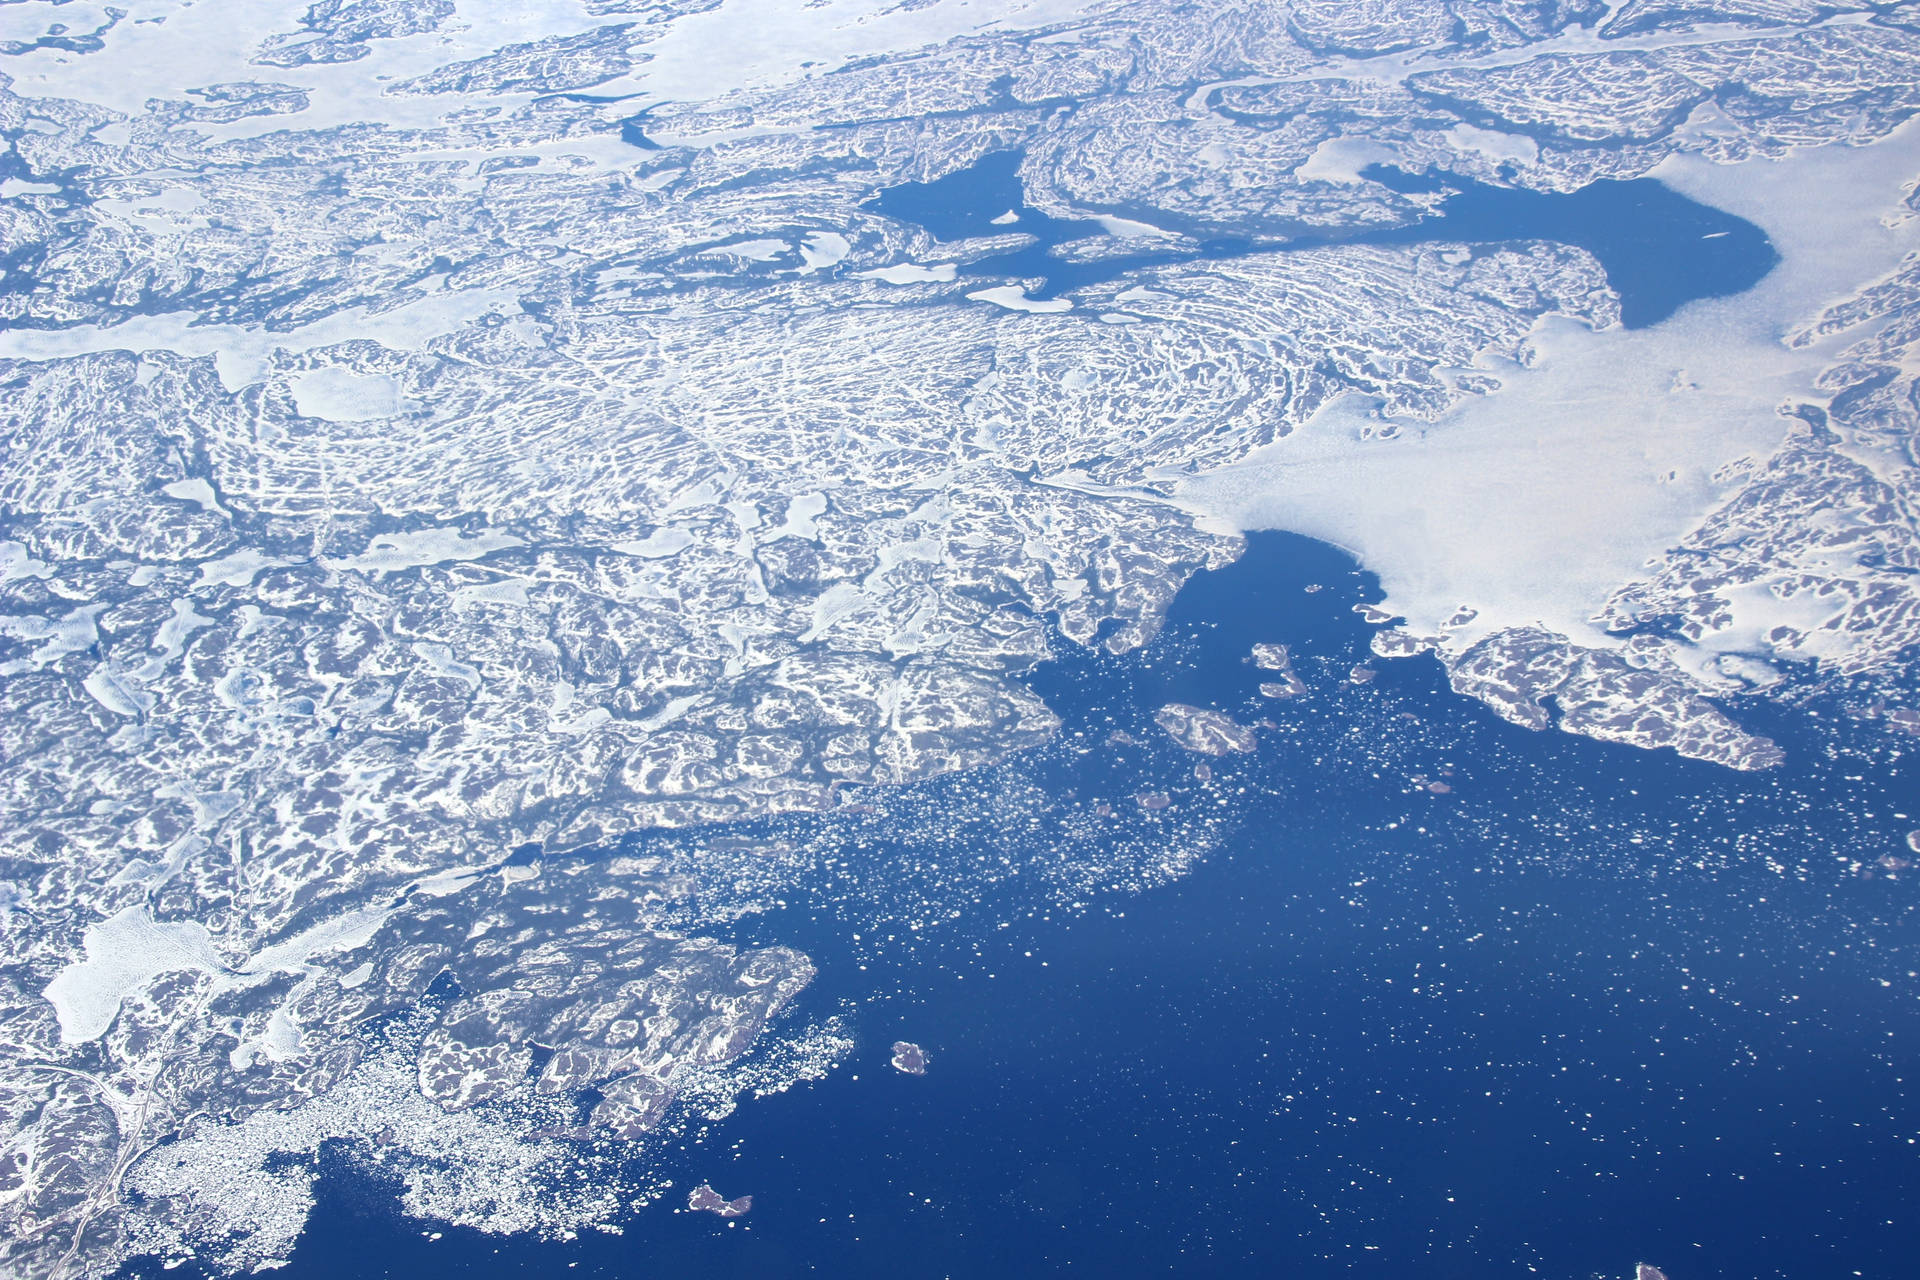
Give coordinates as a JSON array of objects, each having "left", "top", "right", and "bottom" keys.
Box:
[{"left": 6, "top": 0, "right": 1920, "bottom": 1273}]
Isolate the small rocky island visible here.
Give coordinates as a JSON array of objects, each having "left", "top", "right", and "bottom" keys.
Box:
[
  {"left": 1251, "top": 643, "right": 1308, "bottom": 699},
  {"left": 1153, "top": 703, "right": 1257, "bottom": 755},
  {"left": 688, "top": 1184, "right": 753, "bottom": 1218},
  {"left": 890, "top": 1041, "right": 929, "bottom": 1075}
]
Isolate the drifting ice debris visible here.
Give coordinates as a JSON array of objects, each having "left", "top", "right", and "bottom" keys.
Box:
[{"left": 4, "top": 1, "right": 1918, "bottom": 1274}]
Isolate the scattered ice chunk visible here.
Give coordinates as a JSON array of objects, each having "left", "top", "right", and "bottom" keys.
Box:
[
  {"left": 149, "top": 599, "right": 214, "bottom": 660},
  {"left": 161, "top": 477, "right": 227, "bottom": 513},
  {"left": 410, "top": 642, "right": 482, "bottom": 689},
  {"left": 0, "top": 541, "right": 52, "bottom": 583},
  {"left": 195, "top": 550, "right": 291, "bottom": 589},
  {"left": 765, "top": 492, "right": 828, "bottom": 541},
  {"left": 1445, "top": 123, "right": 1539, "bottom": 167},
  {"left": 1294, "top": 136, "right": 1402, "bottom": 185},
  {"left": 856, "top": 262, "right": 959, "bottom": 284},
  {"left": 798, "top": 232, "right": 851, "bottom": 273},
  {"left": 83, "top": 667, "right": 154, "bottom": 718},
  {"left": 966, "top": 285, "right": 1072, "bottom": 313},
  {"left": 291, "top": 368, "right": 415, "bottom": 422},
  {"left": 0, "top": 290, "right": 522, "bottom": 391},
  {"left": 43, "top": 907, "right": 226, "bottom": 1044},
  {"left": 719, "top": 238, "right": 790, "bottom": 262},
  {"left": 1093, "top": 214, "right": 1177, "bottom": 238},
  {"left": 450, "top": 579, "right": 530, "bottom": 609},
  {"left": 613, "top": 527, "right": 698, "bottom": 559},
  {"left": 331, "top": 529, "right": 524, "bottom": 576}
]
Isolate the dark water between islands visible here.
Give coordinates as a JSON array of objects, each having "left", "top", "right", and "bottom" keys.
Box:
[
  {"left": 863, "top": 148, "right": 1777, "bottom": 327},
  {"left": 113, "top": 145, "right": 1874, "bottom": 1280},
  {"left": 153, "top": 529, "right": 1920, "bottom": 1280}
]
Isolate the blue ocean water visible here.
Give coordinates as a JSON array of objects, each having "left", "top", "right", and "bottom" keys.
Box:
[
  {"left": 863, "top": 149, "right": 1775, "bottom": 326},
  {"left": 109, "top": 146, "right": 1893, "bottom": 1280},
  {"left": 164, "top": 531, "right": 1920, "bottom": 1280}
]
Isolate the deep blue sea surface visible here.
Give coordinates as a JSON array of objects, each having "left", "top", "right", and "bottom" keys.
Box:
[
  {"left": 864, "top": 149, "right": 1776, "bottom": 326},
  {"left": 195, "top": 531, "right": 1919, "bottom": 1280}
]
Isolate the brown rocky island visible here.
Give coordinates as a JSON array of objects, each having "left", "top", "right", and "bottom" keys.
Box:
[{"left": 688, "top": 1184, "right": 752, "bottom": 1218}]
